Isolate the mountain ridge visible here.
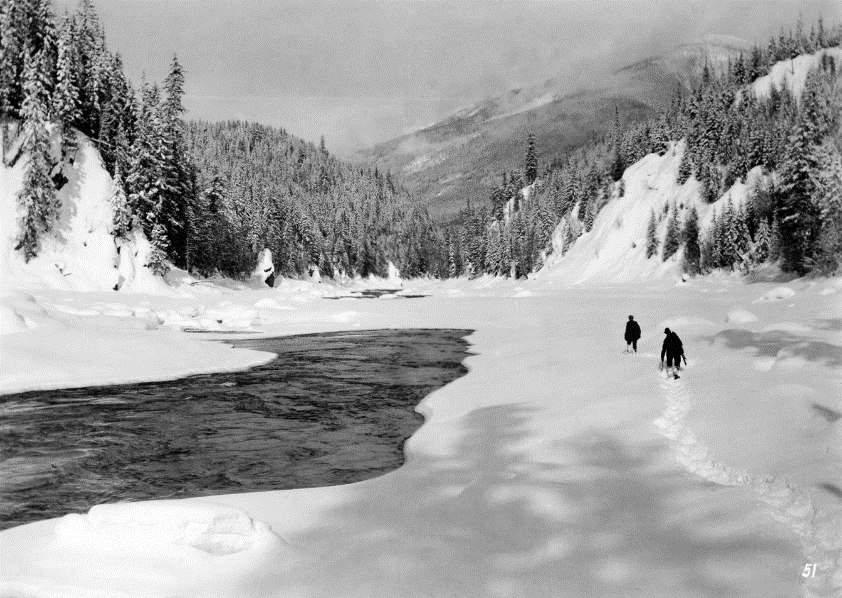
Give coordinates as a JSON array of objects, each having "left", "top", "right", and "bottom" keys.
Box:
[{"left": 356, "top": 35, "right": 754, "bottom": 223}]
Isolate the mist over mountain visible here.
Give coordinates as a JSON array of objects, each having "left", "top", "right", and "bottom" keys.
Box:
[{"left": 356, "top": 35, "right": 753, "bottom": 223}]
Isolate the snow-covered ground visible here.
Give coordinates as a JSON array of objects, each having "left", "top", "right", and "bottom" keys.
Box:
[
  {"left": 2, "top": 124, "right": 840, "bottom": 597},
  {"left": 1, "top": 274, "right": 840, "bottom": 597}
]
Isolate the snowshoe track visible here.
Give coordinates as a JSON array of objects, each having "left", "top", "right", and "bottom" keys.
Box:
[{"left": 653, "top": 372, "right": 842, "bottom": 598}]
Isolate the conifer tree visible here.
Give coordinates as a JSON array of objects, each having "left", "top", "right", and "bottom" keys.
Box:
[
  {"left": 677, "top": 144, "right": 694, "bottom": 185},
  {"left": 682, "top": 205, "right": 701, "bottom": 274},
  {"left": 733, "top": 206, "right": 752, "bottom": 261},
  {"left": 72, "top": 0, "right": 107, "bottom": 137},
  {"left": 16, "top": 48, "right": 59, "bottom": 261},
  {"left": 720, "top": 199, "right": 738, "bottom": 268},
  {"left": 776, "top": 88, "right": 822, "bottom": 274},
  {"left": 769, "top": 217, "right": 781, "bottom": 261},
  {"left": 524, "top": 132, "right": 538, "bottom": 184},
  {"left": 645, "top": 209, "right": 659, "bottom": 258},
  {"left": 753, "top": 219, "right": 771, "bottom": 264},
  {"left": 110, "top": 166, "right": 132, "bottom": 240},
  {"left": 484, "top": 225, "right": 501, "bottom": 274},
  {"left": 147, "top": 222, "right": 170, "bottom": 276},
  {"left": 52, "top": 15, "right": 80, "bottom": 163},
  {"left": 662, "top": 206, "right": 681, "bottom": 261},
  {"left": 161, "top": 55, "right": 190, "bottom": 265},
  {"left": 710, "top": 213, "right": 723, "bottom": 268},
  {"left": 0, "top": 0, "right": 26, "bottom": 118},
  {"left": 813, "top": 142, "right": 842, "bottom": 272}
]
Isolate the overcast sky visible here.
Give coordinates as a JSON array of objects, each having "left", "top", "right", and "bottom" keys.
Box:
[{"left": 59, "top": 0, "right": 842, "bottom": 155}]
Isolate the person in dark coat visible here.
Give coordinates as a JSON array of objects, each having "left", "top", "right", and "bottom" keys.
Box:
[
  {"left": 624, "top": 315, "right": 641, "bottom": 353},
  {"left": 660, "top": 328, "right": 684, "bottom": 379}
]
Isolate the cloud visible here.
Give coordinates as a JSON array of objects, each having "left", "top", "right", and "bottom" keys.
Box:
[{"left": 65, "top": 0, "right": 842, "bottom": 152}]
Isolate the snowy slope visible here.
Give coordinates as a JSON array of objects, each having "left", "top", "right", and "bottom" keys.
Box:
[
  {"left": 753, "top": 47, "right": 842, "bottom": 102},
  {"left": 0, "top": 129, "right": 169, "bottom": 296},
  {"left": 535, "top": 141, "right": 763, "bottom": 286}
]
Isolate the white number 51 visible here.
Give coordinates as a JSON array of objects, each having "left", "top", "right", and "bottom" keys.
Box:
[{"left": 802, "top": 564, "right": 817, "bottom": 578}]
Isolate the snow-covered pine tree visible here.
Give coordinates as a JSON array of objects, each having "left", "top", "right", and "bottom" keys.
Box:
[
  {"left": 711, "top": 211, "right": 724, "bottom": 268},
  {"left": 682, "top": 205, "right": 701, "bottom": 274},
  {"left": 524, "top": 132, "right": 538, "bottom": 184},
  {"left": 776, "top": 78, "right": 823, "bottom": 274},
  {"left": 1, "top": 0, "right": 57, "bottom": 121},
  {"left": 536, "top": 194, "right": 557, "bottom": 249},
  {"left": 645, "top": 209, "right": 659, "bottom": 258},
  {"left": 676, "top": 144, "right": 694, "bottom": 185},
  {"left": 53, "top": 16, "right": 79, "bottom": 162},
  {"left": 72, "top": 0, "right": 107, "bottom": 137},
  {"left": 501, "top": 226, "right": 513, "bottom": 276},
  {"left": 0, "top": 0, "right": 25, "bottom": 119},
  {"left": 16, "top": 48, "right": 59, "bottom": 261},
  {"left": 110, "top": 165, "right": 132, "bottom": 240},
  {"left": 662, "top": 205, "right": 681, "bottom": 261},
  {"left": 812, "top": 142, "right": 842, "bottom": 273},
  {"left": 768, "top": 217, "right": 781, "bottom": 262},
  {"left": 484, "top": 225, "right": 501, "bottom": 274},
  {"left": 161, "top": 55, "right": 190, "bottom": 267},
  {"left": 127, "top": 82, "right": 171, "bottom": 232},
  {"left": 147, "top": 222, "right": 169, "bottom": 276},
  {"left": 650, "top": 111, "right": 670, "bottom": 156},
  {"left": 583, "top": 197, "right": 595, "bottom": 232},
  {"left": 753, "top": 219, "right": 771, "bottom": 264},
  {"left": 98, "top": 53, "right": 135, "bottom": 175},
  {"left": 610, "top": 106, "right": 625, "bottom": 181},
  {"left": 733, "top": 206, "right": 752, "bottom": 259},
  {"left": 721, "top": 199, "right": 738, "bottom": 268}
]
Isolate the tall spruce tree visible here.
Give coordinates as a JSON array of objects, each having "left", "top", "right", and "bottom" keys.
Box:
[
  {"left": 776, "top": 85, "right": 822, "bottom": 274},
  {"left": 662, "top": 206, "right": 681, "bottom": 261},
  {"left": 161, "top": 55, "right": 189, "bottom": 266},
  {"left": 110, "top": 165, "right": 132, "bottom": 240},
  {"left": 524, "top": 132, "right": 538, "bottom": 185},
  {"left": 753, "top": 219, "right": 771, "bottom": 264},
  {"left": 645, "top": 209, "right": 659, "bottom": 258},
  {"left": 682, "top": 205, "right": 701, "bottom": 274},
  {"left": 16, "top": 48, "right": 58, "bottom": 261},
  {"left": 53, "top": 16, "right": 79, "bottom": 161}
]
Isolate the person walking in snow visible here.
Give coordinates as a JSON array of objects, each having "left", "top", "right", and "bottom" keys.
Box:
[
  {"left": 660, "top": 328, "right": 685, "bottom": 379},
  {"left": 624, "top": 315, "right": 641, "bottom": 353}
]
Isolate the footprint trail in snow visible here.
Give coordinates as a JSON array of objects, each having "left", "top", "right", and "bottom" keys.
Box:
[{"left": 653, "top": 371, "right": 842, "bottom": 598}]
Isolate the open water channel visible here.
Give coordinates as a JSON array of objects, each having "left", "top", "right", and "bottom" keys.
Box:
[{"left": 0, "top": 328, "right": 471, "bottom": 530}]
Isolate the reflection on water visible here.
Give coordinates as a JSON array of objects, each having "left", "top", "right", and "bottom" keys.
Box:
[{"left": 0, "top": 329, "right": 471, "bottom": 530}]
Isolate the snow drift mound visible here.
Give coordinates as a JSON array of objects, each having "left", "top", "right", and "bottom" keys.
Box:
[
  {"left": 0, "top": 129, "right": 164, "bottom": 294},
  {"left": 54, "top": 500, "right": 284, "bottom": 557}
]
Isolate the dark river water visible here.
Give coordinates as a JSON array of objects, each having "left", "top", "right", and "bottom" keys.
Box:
[{"left": 0, "top": 329, "right": 472, "bottom": 530}]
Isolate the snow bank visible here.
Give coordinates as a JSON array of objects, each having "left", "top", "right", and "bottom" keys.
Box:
[{"left": 55, "top": 500, "right": 284, "bottom": 557}]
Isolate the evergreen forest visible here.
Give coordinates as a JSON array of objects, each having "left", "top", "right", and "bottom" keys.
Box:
[{"left": 2, "top": 0, "right": 841, "bottom": 280}]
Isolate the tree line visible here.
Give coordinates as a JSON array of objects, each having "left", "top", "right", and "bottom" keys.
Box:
[
  {"left": 447, "top": 17, "right": 842, "bottom": 278},
  {"left": 3, "top": 3, "right": 840, "bottom": 281},
  {"left": 1, "top": 0, "right": 446, "bottom": 279}
]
